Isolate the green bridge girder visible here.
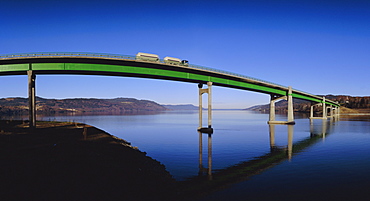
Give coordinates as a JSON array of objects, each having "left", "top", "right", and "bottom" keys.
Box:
[{"left": 0, "top": 53, "right": 339, "bottom": 107}]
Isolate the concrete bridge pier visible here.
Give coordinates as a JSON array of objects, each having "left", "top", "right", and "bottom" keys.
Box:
[
  {"left": 337, "top": 106, "right": 340, "bottom": 116},
  {"left": 336, "top": 106, "right": 340, "bottom": 118},
  {"left": 309, "top": 97, "right": 328, "bottom": 120},
  {"left": 327, "top": 105, "right": 334, "bottom": 118},
  {"left": 332, "top": 106, "right": 340, "bottom": 119},
  {"left": 27, "top": 70, "right": 36, "bottom": 128},
  {"left": 332, "top": 104, "right": 340, "bottom": 119},
  {"left": 268, "top": 86, "right": 295, "bottom": 125},
  {"left": 310, "top": 105, "right": 314, "bottom": 118},
  {"left": 198, "top": 82, "right": 213, "bottom": 133},
  {"left": 322, "top": 97, "right": 327, "bottom": 118}
]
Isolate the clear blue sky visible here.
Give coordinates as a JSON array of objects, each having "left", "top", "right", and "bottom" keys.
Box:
[{"left": 1, "top": 0, "right": 369, "bottom": 109}]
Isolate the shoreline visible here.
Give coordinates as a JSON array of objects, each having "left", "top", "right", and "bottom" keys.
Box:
[{"left": 0, "top": 120, "right": 177, "bottom": 201}]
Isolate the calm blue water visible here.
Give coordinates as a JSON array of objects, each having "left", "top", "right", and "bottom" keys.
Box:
[{"left": 39, "top": 111, "right": 370, "bottom": 200}]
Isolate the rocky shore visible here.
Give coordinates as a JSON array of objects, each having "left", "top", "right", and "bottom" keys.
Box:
[{"left": 0, "top": 120, "right": 177, "bottom": 201}]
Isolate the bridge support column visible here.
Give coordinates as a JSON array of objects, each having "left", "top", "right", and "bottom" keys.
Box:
[
  {"left": 336, "top": 106, "right": 340, "bottom": 117},
  {"left": 332, "top": 105, "right": 340, "bottom": 120},
  {"left": 268, "top": 95, "right": 286, "bottom": 123},
  {"left": 287, "top": 86, "right": 294, "bottom": 123},
  {"left": 268, "top": 86, "right": 295, "bottom": 125},
  {"left": 327, "top": 105, "right": 333, "bottom": 118},
  {"left": 198, "top": 82, "right": 213, "bottom": 133},
  {"left": 322, "top": 97, "right": 327, "bottom": 119},
  {"left": 309, "top": 97, "right": 328, "bottom": 120},
  {"left": 337, "top": 102, "right": 340, "bottom": 114},
  {"left": 310, "top": 105, "right": 314, "bottom": 119},
  {"left": 28, "top": 70, "right": 36, "bottom": 128}
]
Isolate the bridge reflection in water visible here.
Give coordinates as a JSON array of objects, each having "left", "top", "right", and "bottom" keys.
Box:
[
  {"left": 181, "top": 118, "right": 336, "bottom": 198},
  {"left": 269, "top": 124, "right": 294, "bottom": 160},
  {"left": 198, "top": 132, "right": 213, "bottom": 180}
]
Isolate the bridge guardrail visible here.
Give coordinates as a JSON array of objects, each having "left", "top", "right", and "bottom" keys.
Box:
[
  {"left": 0, "top": 52, "right": 339, "bottom": 106},
  {"left": 0, "top": 52, "right": 288, "bottom": 88}
]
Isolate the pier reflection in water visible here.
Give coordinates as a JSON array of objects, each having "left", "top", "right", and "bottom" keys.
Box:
[
  {"left": 198, "top": 132, "right": 213, "bottom": 180},
  {"left": 199, "top": 118, "right": 368, "bottom": 201},
  {"left": 269, "top": 124, "right": 294, "bottom": 160},
  {"left": 186, "top": 118, "right": 335, "bottom": 198},
  {"left": 33, "top": 111, "right": 370, "bottom": 200}
]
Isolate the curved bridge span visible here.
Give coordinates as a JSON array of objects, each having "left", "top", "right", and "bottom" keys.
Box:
[{"left": 0, "top": 52, "right": 340, "bottom": 128}]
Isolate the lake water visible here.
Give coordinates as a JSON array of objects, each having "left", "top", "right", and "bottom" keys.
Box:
[{"left": 38, "top": 110, "right": 370, "bottom": 200}]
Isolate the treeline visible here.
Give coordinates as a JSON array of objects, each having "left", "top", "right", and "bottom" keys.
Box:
[
  {"left": 0, "top": 97, "right": 167, "bottom": 115},
  {"left": 328, "top": 95, "right": 370, "bottom": 109},
  {"left": 246, "top": 95, "right": 370, "bottom": 113}
]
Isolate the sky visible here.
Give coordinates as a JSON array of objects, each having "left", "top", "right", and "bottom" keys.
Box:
[{"left": 1, "top": 0, "right": 369, "bottom": 109}]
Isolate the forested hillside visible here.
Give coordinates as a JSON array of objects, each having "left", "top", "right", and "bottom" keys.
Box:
[
  {"left": 246, "top": 95, "right": 370, "bottom": 113},
  {"left": 0, "top": 97, "right": 167, "bottom": 115}
]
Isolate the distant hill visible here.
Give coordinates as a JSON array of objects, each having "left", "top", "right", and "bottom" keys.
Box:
[
  {"left": 0, "top": 97, "right": 167, "bottom": 115},
  {"left": 245, "top": 95, "right": 370, "bottom": 113},
  {"left": 162, "top": 104, "right": 199, "bottom": 110},
  {"left": 245, "top": 98, "right": 311, "bottom": 113}
]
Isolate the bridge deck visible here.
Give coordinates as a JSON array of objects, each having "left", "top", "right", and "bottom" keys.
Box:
[{"left": 0, "top": 53, "right": 339, "bottom": 107}]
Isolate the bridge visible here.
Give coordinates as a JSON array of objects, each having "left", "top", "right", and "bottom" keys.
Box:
[{"left": 0, "top": 52, "right": 340, "bottom": 129}]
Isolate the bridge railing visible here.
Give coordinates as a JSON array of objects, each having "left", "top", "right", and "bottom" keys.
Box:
[
  {"left": 186, "top": 63, "right": 288, "bottom": 88},
  {"left": 0, "top": 52, "right": 288, "bottom": 88},
  {"left": 0, "top": 52, "right": 339, "bottom": 105}
]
